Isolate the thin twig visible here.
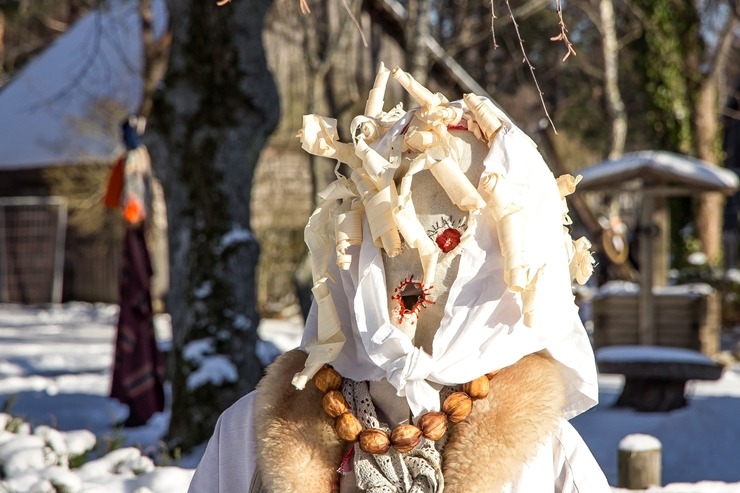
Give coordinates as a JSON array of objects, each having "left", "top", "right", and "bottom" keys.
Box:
[
  {"left": 503, "top": 0, "right": 557, "bottom": 133},
  {"left": 299, "top": 0, "right": 311, "bottom": 14},
  {"left": 341, "top": 0, "right": 368, "bottom": 48},
  {"left": 550, "top": 0, "right": 576, "bottom": 61},
  {"left": 490, "top": 0, "right": 498, "bottom": 49}
]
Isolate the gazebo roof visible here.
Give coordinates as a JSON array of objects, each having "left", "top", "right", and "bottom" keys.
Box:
[{"left": 576, "top": 151, "right": 739, "bottom": 195}]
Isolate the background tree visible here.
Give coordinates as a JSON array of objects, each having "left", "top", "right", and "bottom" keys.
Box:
[
  {"left": 145, "top": 0, "right": 279, "bottom": 452},
  {"left": 628, "top": 0, "right": 738, "bottom": 264}
]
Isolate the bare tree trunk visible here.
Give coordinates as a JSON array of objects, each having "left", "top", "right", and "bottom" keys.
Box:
[
  {"left": 693, "top": 15, "right": 737, "bottom": 264},
  {"left": 600, "top": 0, "right": 626, "bottom": 159},
  {"left": 406, "top": 0, "right": 431, "bottom": 84},
  {"left": 695, "top": 78, "right": 723, "bottom": 263},
  {"left": 146, "top": 0, "right": 279, "bottom": 452}
]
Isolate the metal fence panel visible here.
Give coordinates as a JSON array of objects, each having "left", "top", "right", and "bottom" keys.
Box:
[{"left": 0, "top": 197, "right": 67, "bottom": 304}]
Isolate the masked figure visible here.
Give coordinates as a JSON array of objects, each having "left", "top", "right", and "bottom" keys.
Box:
[{"left": 188, "top": 65, "right": 608, "bottom": 493}]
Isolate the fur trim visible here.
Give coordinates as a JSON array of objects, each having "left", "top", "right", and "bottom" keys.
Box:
[
  {"left": 254, "top": 350, "right": 564, "bottom": 492},
  {"left": 253, "top": 349, "right": 345, "bottom": 492},
  {"left": 442, "top": 351, "right": 565, "bottom": 492}
]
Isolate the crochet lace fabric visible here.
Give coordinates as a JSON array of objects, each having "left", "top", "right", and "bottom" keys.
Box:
[{"left": 342, "top": 379, "right": 444, "bottom": 493}]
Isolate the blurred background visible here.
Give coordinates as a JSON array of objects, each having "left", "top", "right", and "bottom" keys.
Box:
[{"left": 0, "top": 0, "right": 739, "bottom": 459}]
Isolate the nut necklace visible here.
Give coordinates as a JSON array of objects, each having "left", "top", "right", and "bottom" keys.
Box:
[{"left": 314, "top": 365, "right": 498, "bottom": 455}]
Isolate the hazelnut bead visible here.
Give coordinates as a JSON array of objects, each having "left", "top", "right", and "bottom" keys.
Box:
[
  {"left": 314, "top": 366, "right": 343, "bottom": 393},
  {"left": 335, "top": 412, "right": 362, "bottom": 441},
  {"left": 390, "top": 424, "right": 422, "bottom": 453},
  {"left": 418, "top": 412, "right": 448, "bottom": 441},
  {"left": 359, "top": 428, "right": 391, "bottom": 455},
  {"left": 322, "top": 390, "right": 349, "bottom": 418},
  {"left": 442, "top": 392, "right": 473, "bottom": 423},
  {"left": 462, "top": 375, "right": 490, "bottom": 400}
]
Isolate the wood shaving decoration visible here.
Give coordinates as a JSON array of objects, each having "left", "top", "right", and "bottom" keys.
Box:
[
  {"left": 390, "top": 67, "right": 446, "bottom": 108},
  {"left": 352, "top": 117, "right": 380, "bottom": 145},
  {"left": 427, "top": 157, "right": 486, "bottom": 212},
  {"left": 335, "top": 200, "right": 363, "bottom": 270},
  {"left": 569, "top": 237, "right": 595, "bottom": 285},
  {"left": 520, "top": 267, "right": 544, "bottom": 327},
  {"left": 365, "top": 62, "right": 390, "bottom": 118},
  {"left": 297, "top": 115, "right": 361, "bottom": 168},
  {"left": 365, "top": 186, "right": 403, "bottom": 257},
  {"left": 292, "top": 277, "right": 346, "bottom": 389},
  {"left": 556, "top": 174, "right": 595, "bottom": 286},
  {"left": 479, "top": 174, "right": 529, "bottom": 290},
  {"left": 394, "top": 195, "right": 439, "bottom": 287},
  {"left": 404, "top": 130, "right": 437, "bottom": 152},
  {"left": 556, "top": 173, "right": 582, "bottom": 226},
  {"left": 463, "top": 94, "right": 503, "bottom": 145},
  {"left": 354, "top": 138, "right": 391, "bottom": 183}
]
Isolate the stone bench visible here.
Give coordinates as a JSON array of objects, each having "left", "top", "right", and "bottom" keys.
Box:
[{"left": 595, "top": 345, "right": 724, "bottom": 412}]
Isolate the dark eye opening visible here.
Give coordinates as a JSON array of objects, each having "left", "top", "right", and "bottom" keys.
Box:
[
  {"left": 399, "top": 283, "right": 423, "bottom": 312},
  {"left": 392, "top": 275, "right": 435, "bottom": 323}
]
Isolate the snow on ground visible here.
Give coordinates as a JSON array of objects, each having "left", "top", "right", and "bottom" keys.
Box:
[{"left": 0, "top": 302, "right": 739, "bottom": 492}]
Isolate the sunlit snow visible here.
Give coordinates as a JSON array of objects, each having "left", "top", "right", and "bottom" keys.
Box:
[{"left": 1, "top": 302, "right": 739, "bottom": 492}]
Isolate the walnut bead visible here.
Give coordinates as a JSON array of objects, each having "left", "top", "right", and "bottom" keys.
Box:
[
  {"left": 359, "top": 428, "right": 391, "bottom": 455},
  {"left": 314, "top": 366, "right": 343, "bottom": 393},
  {"left": 335, "top": 412, "right": 363, "bottom": 441},
  {"left": 462, "top": 375, "right": 490, "bottom": 400},
  {"left": 442, "top": 391, "right": 473, "bottom": 423},
  {"left": 390, "top": 424, "right": 422, "bottom": 453},
  {"left": 322, "top": 390, "right": 350, "bottom": 418},
  {"left": 418, "top": 412, "right": 448, "bottom": 441}
]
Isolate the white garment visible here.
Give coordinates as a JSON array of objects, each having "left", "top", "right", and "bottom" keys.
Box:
[{"left": 187, "top": 391, "right": 612, "bottom": 493}]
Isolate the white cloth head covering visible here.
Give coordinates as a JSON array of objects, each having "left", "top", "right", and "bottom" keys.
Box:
[{"left": 296, "top": 70, "right": 598, "bottom": 420}]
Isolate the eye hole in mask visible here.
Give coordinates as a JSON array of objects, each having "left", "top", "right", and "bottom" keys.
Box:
[{"left": 392, "top": 275, "right": 435, "bottom": 324}]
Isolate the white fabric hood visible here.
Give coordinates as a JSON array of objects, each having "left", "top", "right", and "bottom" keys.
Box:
[{"left": 295, "top": 65, "right": 599, "bottom": 420}]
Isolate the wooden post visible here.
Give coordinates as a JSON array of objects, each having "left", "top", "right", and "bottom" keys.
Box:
[
  {"left": 651, "top": 196, "right": 669, "bottom": 288},
  {"left": 638, "top": 196, "right": 655, "bottom": 345},
  {"left": 618, "top": 434, "right": 662, "bottom": 489}
]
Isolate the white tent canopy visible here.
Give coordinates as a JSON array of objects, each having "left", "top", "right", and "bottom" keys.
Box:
[{"left": 0, "top": 0, "right": 167, "bottom": 170}]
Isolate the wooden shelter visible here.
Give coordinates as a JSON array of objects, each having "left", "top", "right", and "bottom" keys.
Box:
[{"left": 576, "top": 151, "right": 739, "bottom": 353}]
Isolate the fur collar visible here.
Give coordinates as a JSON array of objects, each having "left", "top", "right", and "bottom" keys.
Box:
[{"left": 254, "top": 350, "right": 564, "bottom": 492}]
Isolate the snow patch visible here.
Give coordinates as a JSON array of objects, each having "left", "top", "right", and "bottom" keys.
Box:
[
  {"left": 233, "top": 314, "right": 252, "bottom": 331},
  {"left": 193, "top": 281, "right": 213, "bottom": 299},
  {"left": 186, "top": 355, "right": 238, "bottom": 390},
  {"left": 596, "top": 345, "right": 714, "bottom": 365},
  {"left": 619, "top": 433, "right": 662, "bottom": 452},
  {"left": 218, "top": 226, "right": 254, "bottom": 252},
  {"left": 182, "top": 339, "right": 214, "bottom": 364}
]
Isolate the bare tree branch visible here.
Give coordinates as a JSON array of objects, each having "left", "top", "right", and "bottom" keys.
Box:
[
  {"left": 503, "top": 0, "right": 558, "bottom": 132},
  {"left": 549, "top": 0, "right": 576, "bottom": 61}
]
